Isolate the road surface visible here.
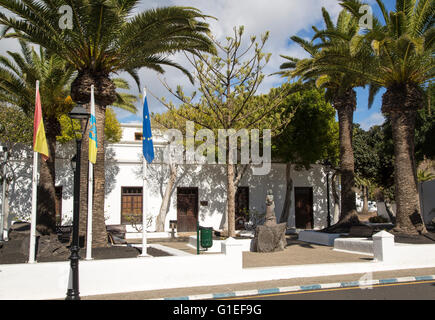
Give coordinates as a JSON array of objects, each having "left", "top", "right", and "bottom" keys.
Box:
[{"left": 227, "top": 280, "right": 435, "bottom": 300}]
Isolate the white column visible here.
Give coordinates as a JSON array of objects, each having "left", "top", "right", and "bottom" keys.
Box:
[
  {"left": 221, "top": 237, "right": 243, "bottom": 269},
  {"left": 373, "top": 230, "right": 395, "bottom": 262}
]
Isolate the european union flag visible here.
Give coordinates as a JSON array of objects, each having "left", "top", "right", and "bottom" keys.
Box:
[{"left": 142, "top": 90, "right": 154, "bottom": 163}]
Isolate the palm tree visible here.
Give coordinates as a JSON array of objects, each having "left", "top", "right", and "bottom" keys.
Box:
[
  {"left": 0, "top": 42, "right": 138, "bottom": 236},
  {"left": 0, "top": 41, "right": 74, "bottom": 234},
  {"left": 0, "top": 0, "right": 215, "bottom": 247},
  {"left": 279, "top": 8, "right": 367, "bottom": 231},
  {"left": 338, "top": 0, "right": 434, "bottom": 235}
]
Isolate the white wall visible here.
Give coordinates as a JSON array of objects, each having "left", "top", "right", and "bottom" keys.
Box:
[
  {"left": 2, "top": 236, "right": 435, "bottom": 300},
  {"left": 3, "top": 124, "right": 335, "bottom": 233}
]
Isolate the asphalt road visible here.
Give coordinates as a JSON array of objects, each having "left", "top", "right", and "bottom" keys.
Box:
[{"left": 228, "top": 280, "right": 435, "bottom": 300}]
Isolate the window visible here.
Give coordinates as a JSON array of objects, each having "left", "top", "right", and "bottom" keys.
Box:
[
  {"left": 121, "top": 187, "right": 143, "bottom": 224},
  {"left": 135, "top": 132, "right": 142, "bottom": 141}
]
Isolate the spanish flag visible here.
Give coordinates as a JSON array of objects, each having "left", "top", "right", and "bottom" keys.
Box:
[
  {"left": 33, "top": 81, "right": 49, "bottom": 160},
  {"left": 89, "top": 85, "right": 97, "bottom": 164}
]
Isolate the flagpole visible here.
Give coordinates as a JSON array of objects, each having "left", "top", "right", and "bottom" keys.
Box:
[
  {"left": 86, "top": 85, "right": 95, "bottom": 260},
  {"left": 86, "top": 161, "right": 93, "bottom": 260},
  {"left": 28, "top": 80, "right": 40, "bottom": 264},
  {"left": 29, "top": 151, "right": 38, "bottom": 263},
  {"left": 140, "top": 88, "right": 149, "bottom": 257}
]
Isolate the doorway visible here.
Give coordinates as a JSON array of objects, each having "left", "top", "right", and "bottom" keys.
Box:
[
  {"left": 176, "top": 187, "right": 199, "bottom": 232},
  {"left": 294, "top": 187, "right": 314, "bottom": 229},
  {"left": 235, "top": 186, "right": 249, "bottom": 230}
]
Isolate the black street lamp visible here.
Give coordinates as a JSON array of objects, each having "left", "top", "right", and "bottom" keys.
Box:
[
  {"left": 323, "top": 159, "right": 332, "bottom": 228},
  {"left": 66, "top": 104, "right": 90, "bottom": 301}
]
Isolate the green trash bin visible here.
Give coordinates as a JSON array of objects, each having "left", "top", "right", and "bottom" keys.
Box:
[{"left": 199, "top": 226, "right": 213, "bottom": 249}]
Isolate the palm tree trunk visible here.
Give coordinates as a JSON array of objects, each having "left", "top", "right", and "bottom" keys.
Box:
[
  {"left": 92, "top": 104, "right": 108, "bottom": 247},
  {"left": 71, "top": 71, "right": 116, "bottom": 248},
  {"left": 279, "top": 162, "right": 293, "bottom": 225},
  {"left": 382, "top": 85, "right": 427, "bottom": 235},
  {"left": 336, "top": 94, "right": 358, "bottom": 222},
  {"left": 324, "top": 89, "right": 359, "bottom": 232},
  {"left": 79, "top": 115, "right": 89, "bottom": 246},
  {"left": 36, "top": 117, "right": 60, "bottom": 235},
  {"left": 362, "top": 185, "right": 369, "bottom": 215}
]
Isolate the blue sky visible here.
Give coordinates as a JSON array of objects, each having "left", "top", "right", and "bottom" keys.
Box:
[
  {"left": 117, "top": 0, "right": 397, "bottom": 131},
  {"left": 0, "top": 0, "right": 397, "bottom": 130}
]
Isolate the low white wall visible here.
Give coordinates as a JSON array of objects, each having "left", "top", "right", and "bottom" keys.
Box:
[
  {"left": 333, "top": 231, "right": 435, "bottom": 264},
  {"left": 334, "top": 238, "right": 374, "bottom": 256},
  {"left": 2, "top": 233, "right": 435, "bottom": 300},
  {"left": 188, "top": 236, "right": 253, "bottom": 253},
  {"left": 298, "top": 230, "right": 343, "bottom": 246},
  {"left": 0, "top": 239, "right": 243, "bottom": 300}
]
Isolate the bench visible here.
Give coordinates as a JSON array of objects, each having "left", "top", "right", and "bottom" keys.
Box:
[{"left": 106, "top": 225, "right": 127, "bottom": 244}]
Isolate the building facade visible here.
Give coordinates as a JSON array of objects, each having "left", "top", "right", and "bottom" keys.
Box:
[{"left": 4, "top": 123, "right": 336, "bottom": 234}]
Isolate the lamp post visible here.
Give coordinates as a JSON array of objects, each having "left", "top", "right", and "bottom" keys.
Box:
[
  {"left": 66, "top": 104, "right": 90, "bottom": 301},
  {"left": 323, "top": 159, "right": 332, "bottom": 228},
  {"left": 0, "top": 146, "right": 7, "bottom": 242}
]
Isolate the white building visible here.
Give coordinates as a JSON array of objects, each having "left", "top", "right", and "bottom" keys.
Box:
[{"left": 4, "top": 123, "right": 335, "bottom": 235}]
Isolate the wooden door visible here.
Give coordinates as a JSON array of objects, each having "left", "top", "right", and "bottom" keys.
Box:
[
  {"left": 294, "top": 187, "right": 314, "bottom": 229},
  {"left": 235, "top": 187, "right": 249, "bottom": 230},
  {"left": 177, "top": 187, "right": 198, "bottom": 232}
]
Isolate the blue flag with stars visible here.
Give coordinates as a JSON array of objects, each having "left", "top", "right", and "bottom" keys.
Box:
[{"left": 142, "top": 90, "right": 154, "bottom": 163}]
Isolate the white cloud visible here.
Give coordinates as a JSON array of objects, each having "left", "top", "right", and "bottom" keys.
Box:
[
  {"left": 0, "top": 1, "right": 344, "bottom": 122},
  {"left": 129, "top": 0, "right": 343, "bottom": 121},
  {"left": 359, "top": 112, "right": 385, "bottom": 130}
]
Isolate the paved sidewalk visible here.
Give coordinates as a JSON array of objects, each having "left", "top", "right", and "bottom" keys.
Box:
[
  {"left": 81, "top": 267, "right": 435, "bottom": 300},
  {"left": 150, "top": 235, "right": 374, "bottom": 267}
]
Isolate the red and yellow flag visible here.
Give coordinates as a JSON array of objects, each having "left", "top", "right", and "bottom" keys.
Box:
[{"left": 33, "top": 82, "right": 49, "bottom": 161}]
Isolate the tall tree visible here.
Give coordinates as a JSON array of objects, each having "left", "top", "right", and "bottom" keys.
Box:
[
  {"left": 150, "top": 114, "right": 190, "bottom": 232},
  {"left": 155, "top": 27, "right": 296, "bottom": 237},
  {"left": 0, "top": 42, "right": 137, "bottom": 236},
  {"left": 272, "top": 85, "right": 339, "bottom": 225},
  {"left": 339, "top": 0, "right": 434, "bottom": 235},
  {"left": 280, "top": 8, "right": 367, "bottom": 231},
  {"left": 0, "top": 42, "right": 74, "bottom": 234},
  {"left": 0, "top": 0, "right": 215, "bottom": 246}
]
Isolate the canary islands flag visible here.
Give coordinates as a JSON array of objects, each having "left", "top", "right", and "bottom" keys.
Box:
[
  {"left": 33, "top": 81, "right": 49, "bottom": 160},
  {"left": 142, "top": 89, "right": 154, "bottom": 163},
  {"left": 88, "top": 86, "right": 97, "bottom": 164}
]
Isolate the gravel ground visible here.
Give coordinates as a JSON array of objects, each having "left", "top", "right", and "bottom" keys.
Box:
[{"left": 0, "top": 240, "right": 171, "bottom": 264}]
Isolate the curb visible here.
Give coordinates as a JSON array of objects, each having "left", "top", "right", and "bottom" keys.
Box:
[{"left": 154, "top": 274, "right": 435, "bottom": 300}]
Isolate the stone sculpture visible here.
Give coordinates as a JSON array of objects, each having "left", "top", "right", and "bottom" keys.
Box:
[{"left": 253, "top": 190, "right": 287, "bottom": 252}]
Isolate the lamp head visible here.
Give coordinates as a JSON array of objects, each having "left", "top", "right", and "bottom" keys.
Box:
[
  {"left": 70, "top": 154, "right": 77, "bottom": 172},
  {"left": 68, "top": 104, "right": 90, "bottom": 120}
]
